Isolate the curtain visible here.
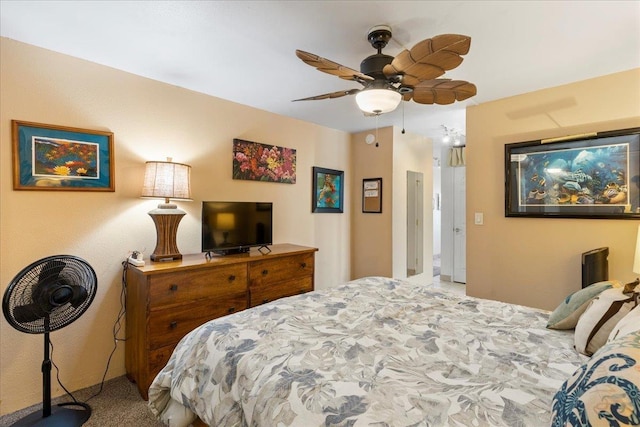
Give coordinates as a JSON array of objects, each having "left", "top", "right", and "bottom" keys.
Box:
[{"left": 447, "top": 146, "right": 466, "bottom": 167}]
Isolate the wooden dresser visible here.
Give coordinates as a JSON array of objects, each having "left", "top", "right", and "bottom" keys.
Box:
[{"left": 125, "top": 243, "right": 317, "bottom": 399}]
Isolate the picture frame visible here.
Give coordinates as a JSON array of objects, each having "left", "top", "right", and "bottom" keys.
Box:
[
  {"left": 505, "top": 127, "right": 640, "bottom": 219},
  {"left": 312, "top": 167, "right": 344, "bottom": 213},
  {"left": 232, "top": 138, "right": 296, "bottom": 184},
  {"left": 12, "top": 120, "right": 115, "bottom": 191},
  {"left": 362, "top": 178, "right": 382, "bottom": 213}
]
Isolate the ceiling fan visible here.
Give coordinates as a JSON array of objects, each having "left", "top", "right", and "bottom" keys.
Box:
[{"left": 293, "top": 25, "right": 477, "bottom": 115}]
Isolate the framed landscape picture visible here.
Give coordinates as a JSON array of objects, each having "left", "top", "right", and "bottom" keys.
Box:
[
  {"left": 505, "top": 127, "right": 640, "bottom": 219},
  {"left": 12, "top": 120, "right": 115, "bottom": 191}
]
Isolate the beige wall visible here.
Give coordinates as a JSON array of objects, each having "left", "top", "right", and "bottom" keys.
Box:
[
  {"left": 391, "top": 127, "right": 432, "bottom": 280},
  {"left": 466, "top": 68, "right": 640, "bottom": 311},
  {"left": 0, "top": 38, "right": 351, "bottom": 415},
  {"left": 350, "top": 127, "right": 433, "bottom": 281},
  {"left": 350, "top": 127, "right": 394, "bottom": 278}
]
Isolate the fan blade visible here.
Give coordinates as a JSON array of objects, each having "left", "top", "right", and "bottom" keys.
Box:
[
  {"left": 13, "top": 302, "right": 47, "bottom": 323},
  {"left": 293, "top": 88, "right": 360, "bottom": 101},
  {"left": 70, "top": 285, "right": 88, "bottom": 308},
  {"left": 383, "top": 34, "right": 471, "bottom": 87},
  {"left": 408, "top": 79, "right": 477, "bottom": 105},
  {"left": 296, "top": 50, "right": 374, "bottom": 82},
  {"left": 38, "top": 260, "right": 65, "bottom": 285}
]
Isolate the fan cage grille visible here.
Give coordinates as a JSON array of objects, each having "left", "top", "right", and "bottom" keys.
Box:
[{"left": 3, "top": 256, "right": 97, "bottom": 334}]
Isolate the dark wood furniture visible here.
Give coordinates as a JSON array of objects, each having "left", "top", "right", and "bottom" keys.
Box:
[{"left": 125, "top": 243, "right": 317, "bottom": 399}]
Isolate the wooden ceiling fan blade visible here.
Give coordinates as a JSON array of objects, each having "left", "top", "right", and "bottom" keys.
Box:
[
  {"left": 412, "top": 79, "right": 477, "bottom": 105},
  {"left": 296, "top": 50, "right": 373, "bottom": 82},
  {"left": 383, "top": 34, "right": 472, "bottom": 83},
  {"left": 292, "top": 88, "right": 360, "bottom": 102}
]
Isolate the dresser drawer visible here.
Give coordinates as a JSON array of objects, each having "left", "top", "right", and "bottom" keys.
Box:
[
  {"left": 149, "top": 293, "right": 247, "bottom": 350},
  {"left": 249, "top": 276, "right": 313, "bottom": 307},
  {"left": 249, "top": 253, "right": 314, "bottom": 288},
  {"left": 149, "top": 264, "right": 247, "bottom": 310},
  {"left": 148, "top": 344, "right": 176, "bottom": 383}
]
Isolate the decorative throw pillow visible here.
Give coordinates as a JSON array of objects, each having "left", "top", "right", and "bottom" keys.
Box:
[
  {"left": 547, "top": 280, "right": 621, "bottom": 330},
  {"left": 551, "top": 330, "right": 640, "bottom": 427},
  {"left": 608, "top": 305, "right": 640, "bottom": 343},
  {"left": 574, "top": 287, "right": 637, "bottom": 356}
]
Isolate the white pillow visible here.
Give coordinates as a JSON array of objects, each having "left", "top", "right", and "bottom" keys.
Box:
[
  {"left": 574, "top": 288, "right": 637, "bottom": 356},
  {"left": 607, "top": 305, "right": 640, "bottom": 342}
]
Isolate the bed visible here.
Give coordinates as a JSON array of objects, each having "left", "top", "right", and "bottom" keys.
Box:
[{"left": 148, "top": 276, "right": 588, "bottom": 426}]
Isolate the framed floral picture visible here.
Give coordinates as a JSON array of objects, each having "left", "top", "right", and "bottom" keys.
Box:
[
  {"left": 12, "top": 120, "right": 114, "bottom": 191},
  {"left": 232, "top": 138, "right": 296, "bottom": 184},
  {"left": 312, "top": 166, "right": 344, "bottom": 213}
]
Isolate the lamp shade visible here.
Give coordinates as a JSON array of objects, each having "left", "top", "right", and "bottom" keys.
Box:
[
  {"left": 355, "top": 89, "right": 401, "bottom": 114},
  {"left": 142, "top": 160, "right": 191, "bottom": 202},
  {"left": 634, "top": 225, "right": 640, "bottom": 275}
]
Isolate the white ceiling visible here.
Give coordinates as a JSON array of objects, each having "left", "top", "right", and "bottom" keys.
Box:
[{"left": 1, "top": 1, "right": 639, "bottom": 144}]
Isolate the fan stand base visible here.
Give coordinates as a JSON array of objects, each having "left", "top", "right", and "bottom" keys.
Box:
[{"left": 10, "top": 402, "right": 91, "bottom": 426}]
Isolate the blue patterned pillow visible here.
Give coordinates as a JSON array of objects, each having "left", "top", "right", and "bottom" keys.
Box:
[
  {"left": 551, "top": 330, "right": 640, "bottom": 426},
  {"left": 547, "top": 280, "right": 621, "bottom": 330}
]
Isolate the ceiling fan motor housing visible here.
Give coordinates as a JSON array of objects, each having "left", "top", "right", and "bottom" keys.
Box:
[{"left": 360, "top": 54, "right": 394, "bottom": 81}]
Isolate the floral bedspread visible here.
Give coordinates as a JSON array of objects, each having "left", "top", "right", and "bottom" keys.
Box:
[{"left": 148, "top": 277, "right": 586, "bottom": 427}]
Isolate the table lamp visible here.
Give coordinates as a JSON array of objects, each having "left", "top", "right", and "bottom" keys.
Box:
[{"left": 141, "top": 158, "right": 191, "bottom": 261}]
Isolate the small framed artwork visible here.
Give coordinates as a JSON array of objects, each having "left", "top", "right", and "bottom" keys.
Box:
[
  {"left": 12, "top": 120, "right": 115, "bottom": 191},
  {"left": 505, "top": 127, "right": 640, "bottom": 219},
  {"left": 312, "top": 167, "right": 344, "bottom": 213},
  {"left": 362, "top": 178, "right": 382, "bottom": 213}
]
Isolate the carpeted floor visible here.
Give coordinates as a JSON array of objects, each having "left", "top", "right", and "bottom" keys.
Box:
[{"left": 0, "top": 375, "right": 163, "bottom": 426}]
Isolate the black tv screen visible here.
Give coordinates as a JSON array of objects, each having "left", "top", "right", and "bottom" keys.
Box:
[{"left": 201, "top": 201, "right": 273, "bottom": 255}]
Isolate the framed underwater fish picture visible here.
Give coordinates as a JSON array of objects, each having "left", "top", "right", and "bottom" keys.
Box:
[{"left": 505, "top": 127, "right": 640, "bottom": 219}]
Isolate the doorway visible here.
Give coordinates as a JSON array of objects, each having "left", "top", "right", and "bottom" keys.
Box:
[
  {"left": 452, "top": 167, "right": 466, "bottom": 283},
  {"left": 433, "top": 147, "right": 466, "bottom": 283},
  {"left": 407, "top": 171, "right": 424, "bottom": 277}
]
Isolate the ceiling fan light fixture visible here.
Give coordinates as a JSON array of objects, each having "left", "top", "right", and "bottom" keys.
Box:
[{"left": 355, "top": 88, "right": 401, "bottom": 115}]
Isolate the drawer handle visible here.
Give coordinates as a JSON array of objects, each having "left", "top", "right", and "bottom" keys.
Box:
[
  {"left": 300, "top": 262, "right": 307, "bottom": 269},
  {"left": 228, "top": 275, "right": 236, "bottom": 282},
  {"left": 170, "top": 284, "right": 178, "bottom": 292},
  {"left": 262, "top": 269, "right": 269, "bottom": 276},
  {"left": 169, "top": 321, "right": 178, "bottom": 329},
  {"left": 228, "top": 307, "right": 236, "bottom": 313}
]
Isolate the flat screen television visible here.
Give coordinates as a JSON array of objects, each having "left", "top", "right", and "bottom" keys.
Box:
[{"left": 201, "top": 201, "right": 273, "bottom": 256}]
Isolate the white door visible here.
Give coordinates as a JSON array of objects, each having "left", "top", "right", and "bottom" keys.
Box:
[
  {"left": 407, "top": 171, "right": 424, "bottom": 277},
  {"left": 453, "top": 167, "right": 466, "bottom": 283}
]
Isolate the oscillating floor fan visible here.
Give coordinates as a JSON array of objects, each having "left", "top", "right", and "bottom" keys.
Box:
[{"left": 2, "top": 255, "right": 97, "bottom": 426}]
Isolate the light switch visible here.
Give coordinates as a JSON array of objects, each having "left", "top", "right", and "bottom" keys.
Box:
[{"left": 474, "top": 212, "right": 484, "bottom": 225}]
